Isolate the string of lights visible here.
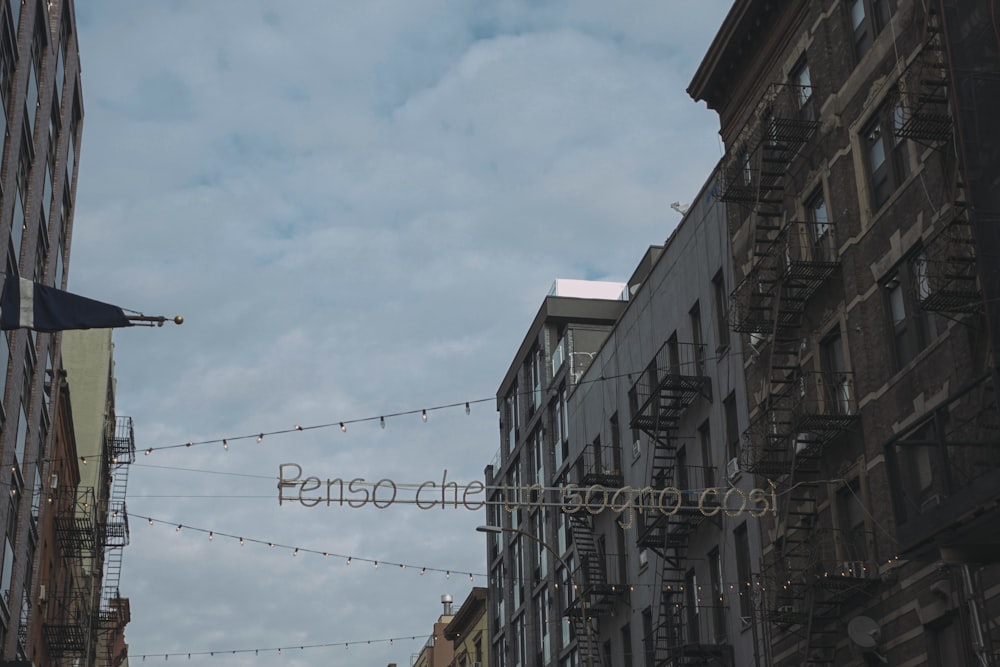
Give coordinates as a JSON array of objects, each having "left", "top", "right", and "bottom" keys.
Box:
[
  {"left": 133, "top": 633, "right": 433, "bottom": 661},
  {"left": 73, "top": 348, "right": 750, "bottom": 460},
  {"left": 133, "top": 512, "right": 902, "bottom": 592},
  {"left": 132, "top": 512, "right": 487, "bottom": 580}
]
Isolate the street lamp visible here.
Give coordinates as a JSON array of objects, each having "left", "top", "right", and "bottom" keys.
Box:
[{"left": 476, "top": 525, "right": 595, "bottom": 667}]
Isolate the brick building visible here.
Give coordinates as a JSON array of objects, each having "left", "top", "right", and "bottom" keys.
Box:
[
  {"left": 0, "top": 0, "right": 86, "bottom": 662},
  {"left": 690, "top": 0, "right": 1000, "bottom": 664}
]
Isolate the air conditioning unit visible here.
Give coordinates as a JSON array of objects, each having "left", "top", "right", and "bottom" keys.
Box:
[
  {"left": 632, "top": 439, "right": 641, "bottom": 460},
  {"left": 726, "top": 457, "right": 740, "bottom": 481},
  {"left": 921, "top": 494, "right": 942, "bottom": 512},
  {"left": 49, "top": 474, "right": 58, "bottom": 490}
]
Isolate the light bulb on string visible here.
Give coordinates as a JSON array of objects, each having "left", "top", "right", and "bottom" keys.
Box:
[
  {"left": 239, "top": 537, "right": 244, "bottom": 546},
  {"left": 295, "top": 425, "right": 303, "bottom": 431},
  {"left": 347, "top": 557, "right": 352, "bottom": 565},
  {"left": 421, "top": 410, "right": 427, "bottom": 422},
  {"left": 380, "top": 416, "right": 385, "bottom": 429},
  {"left": 293, "top": 548, "right": 299, "bottom": 556},
  {"left": 222, "top": 440, "right": 228, "bottom": 451},
  {"left": 340, "top": 422, "right": 346, "bottom": 432},
  {"left": 148, "top": 518, "right": 153, "bottom": 525},
  {"left": 145, "top": 448, "right": 152, "bottom": 455},
  {"left": 208, "top": 532, "right": 213, "bottom": 541},
  {"left": 374, "top": 561, "right": 379, "bottom": 569},
  {"left": 257, "top": 434, "right": 264, "bottom": 443},
  {"left": 465, "top": 402, "right": 470, "bottom": 415},
  {"left": 176, "top": 525, "right": 182, "bottom": 532}
]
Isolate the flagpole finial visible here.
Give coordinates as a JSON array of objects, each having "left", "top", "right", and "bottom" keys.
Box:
[{"left": 127, "top": 314, "right": 185, "bottom": 327}]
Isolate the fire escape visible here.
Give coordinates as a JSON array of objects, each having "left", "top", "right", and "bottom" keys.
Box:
[
  {"left": 722, "top": 81, "right": 870, "bottom": 665},
  {"left": 95, "top": 416, "right": 134, "bottom": 667},
  {"left": 566, "top": 440, "right": 628, "bottom": 666},
  {"left": 628, "top": 340, "right": 722, "bottom": 666},
  {"left": 895, "top": 13, "right": 999, "bottom": 660},
  {"left": 898, "top": 17, "right": 980, "bottom": 316},
  {"left": 42, "top": 485, "right": 98, "bottom": 659}
]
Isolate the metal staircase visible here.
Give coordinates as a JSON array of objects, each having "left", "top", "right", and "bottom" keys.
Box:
[{"left": 628, "top": 341, "right": 719, "bottom": 666}]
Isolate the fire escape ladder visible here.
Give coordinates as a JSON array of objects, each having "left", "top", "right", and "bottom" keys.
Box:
[
  {"left": 774, "top": 479, "right": 819, "bottom": 620},
  {"left": 569, "top": 514, "right": 624, "bottom": 613},
  {"left": 960, "top": 565, "right": 1000, "bottom": 664},
  {"left": 896, "top": 13, "right": 952, "bottom": 147},
  {"left": 53, "top": 486, "right": 98, "bottom": 557},
  {"left": 563, "top": 530, "right": 604, "bottom": 667},
  {"left": 801, "top": 584, "right": 839, "bottom": 666},
  {"left": 652, "top": 528, "right": 689, "bottom": 666},
  {"left": 914, "top": 205, "right": 980, "bottom": 313},
  {"left": 719, "top": 83, "right": 819, "bottom": 219},
  {"left": 42, "top": 593, "right": 91, "bottom": 657},
  {"left": 97, "top": 416, "right": 135, "bottom": 659}
]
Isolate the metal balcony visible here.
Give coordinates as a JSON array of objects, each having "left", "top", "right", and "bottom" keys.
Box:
[{"left": 629, "top": 341, "right": 711, "bottom": 436}]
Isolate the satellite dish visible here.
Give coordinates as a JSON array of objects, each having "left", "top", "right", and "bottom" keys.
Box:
[{"left": 847, "top": 615, "right": 881, "bottom": 649}]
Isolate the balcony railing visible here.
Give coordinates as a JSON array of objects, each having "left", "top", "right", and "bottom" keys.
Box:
[
  {"left": 579, "top": 442, "right": 623, "bottom": 488},
  {"left": 652, "top": 603, "right": 733, "bottom": 663},
  {"left": 629, "top": 341, "right": 711, "bottom": 435}
]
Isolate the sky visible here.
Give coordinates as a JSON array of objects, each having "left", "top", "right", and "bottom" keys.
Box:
[{"left": 68, "top": 2, "right": 732, "bottom": 665}]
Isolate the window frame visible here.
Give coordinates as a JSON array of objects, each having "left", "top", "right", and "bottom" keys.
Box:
[{"left": 862, "top": 97, "right": 911, "bottom": 211}]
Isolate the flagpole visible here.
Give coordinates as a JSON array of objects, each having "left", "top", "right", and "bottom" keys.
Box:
[{"left": 126, "top": 315, "right": 184, "bottom": 327}]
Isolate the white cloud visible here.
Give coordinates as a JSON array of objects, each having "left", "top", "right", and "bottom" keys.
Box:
[{"left": 69, "top": 1, "right": 731, "bottom": 664}]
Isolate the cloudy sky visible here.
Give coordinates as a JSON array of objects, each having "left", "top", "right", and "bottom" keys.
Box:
[{"left": 68, "top": 2, "right": 731, "bottom": 665}]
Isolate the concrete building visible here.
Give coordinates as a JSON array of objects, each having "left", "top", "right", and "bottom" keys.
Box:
[
  {"left": 484, "top": 279, "right": 628, "bottom": 667},
  {"left": 60, "top": 329, "right": 133, "bottom": 667},
  {"left": 444, "top": 587, "right": 488, "bottom": 667},
  {"left": 0, "top": 0, "right": 86, "bottom": 662},
  {"left": 690, "top": 0, "right": 1000, "bottom": 664},
  {"left": 565, "top": 172, "right": 758, "bottom": 667}
]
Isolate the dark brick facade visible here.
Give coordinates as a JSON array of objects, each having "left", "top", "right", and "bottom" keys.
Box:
[{"left": 691, "top": 0, "right": 1000, "bottom": 664}]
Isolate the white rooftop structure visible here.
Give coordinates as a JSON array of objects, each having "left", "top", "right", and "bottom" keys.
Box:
[{"left": 548, "top": 278, "right": 628, "bottom": 301}]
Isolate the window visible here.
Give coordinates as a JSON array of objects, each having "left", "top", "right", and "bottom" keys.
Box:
[
  {"left": 724, "top": 392, "right": 740, "bottom": 463},
  {"left": 885, "top": 261, "right": 939, "bottom": 370},
  {"left": 734, "top": 523, "right": 753, "bottom": 619},
  {"left": 849, "top": 0, "right": 891, "bottom": 60},
  {"left": 863, "top": 99, "right": 911, "bottom": 210},
  {"left": 536, "top": 590, "right": 550, "bottom": 665},
  {"left": 609, "top": 412, "right": 622, "bottom": 474},
  {"left": 791, "top": 57, "right": 815, "bottom": 121},
  {"left": 806, "top": 187, "right": 834, "bottom": 261},
  {"left": 642, "top": 608, "right": 655, "bottom": 667},
  {"left": 699, "top": 421, "right": 715, "bottom": 487},
  {"left": 627, "top": 386, "right": 640, "bottom": 446},
  {"left": 820, "top": 328, "right": 852, "bottom": 414},
  {"left": 12, "top": 135, "right": 32, "bottom": 270},
  {"left": 838, "top": 479, "right": 868, "bottom": 561},
  {"left": 666, "top": 333, "right": 679, "bottom": 375},
  {"left": 690, "top": 302, "right": 705, "bottom": 376},
  {"left": 709, "top": 548, "right": 727, "bottom": 642},
  {"left": 621, "top": 624, "right": 633, "bottom": 667},
  {"left": 685, "top": 569, "right": 700, "bottom": 643},
  {"left": 712, "top": 270, "right": 730, "bottom": 350},
  {"left": 504, "top": 390, "right": 517, "bottom": 455}
]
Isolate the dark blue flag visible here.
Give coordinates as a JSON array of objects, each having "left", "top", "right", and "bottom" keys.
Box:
[{"left": 0, "top": 276, "right": 132, "bottom": 332}]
